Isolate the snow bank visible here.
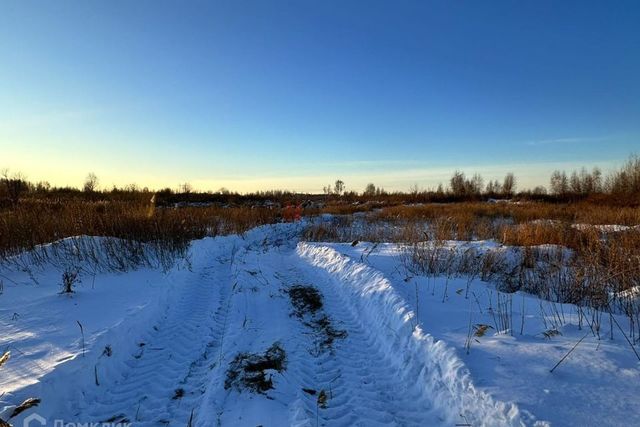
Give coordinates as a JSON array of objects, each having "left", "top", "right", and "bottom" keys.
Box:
[{"left": 297, "top": 243, "right": 527, "bottom": 427}]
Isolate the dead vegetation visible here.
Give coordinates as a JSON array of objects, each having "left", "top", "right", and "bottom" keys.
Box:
[
  {"left": 224, "top": 342, "right": 287, "bottom": 394},
  {"left": 60, "top": 267, "right": 80, "bottom": 293},
  {"left": 7, "top": 398, "right": 41, "bottom": 419},
  {"left": 303, "top": 203, "right": 640, "bottom": 344},
  {"left": 288, "top": 285, "right": 323, "bottom": 316},
  {"left": 287, "top": 285, "right": 347, "bottom": 354},
  {"left": 0, "top": 200, "right": 280, "bottom": 273},
  {"left": 0, "top": 352, "right": 41, "bottom": 425},
  {"left": 172, "top": 388, "right": 185, "bottom": 400}
]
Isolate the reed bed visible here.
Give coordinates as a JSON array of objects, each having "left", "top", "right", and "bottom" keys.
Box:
[
  {"left": 0, "top": 199, "right": 280, "bottom": 270},
  {"left": 304, "top": 203, "right": 640, "bottom": 342}
]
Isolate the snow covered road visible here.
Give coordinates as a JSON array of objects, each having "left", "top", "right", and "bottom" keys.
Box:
[{"left": 2, "top": 225, "right": 544, "bottom": 426}]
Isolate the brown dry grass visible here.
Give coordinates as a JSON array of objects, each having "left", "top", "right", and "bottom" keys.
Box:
[
  {"left": 306, "top": 201, "right": 640, "bottom": 340},
  {"left": 0, "top": 199, "right": 280, "bottom": 262}
]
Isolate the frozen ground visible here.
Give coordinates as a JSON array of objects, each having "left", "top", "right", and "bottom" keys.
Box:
[{"left": 1, "top": 222, "right": 638, "bottom": 426}]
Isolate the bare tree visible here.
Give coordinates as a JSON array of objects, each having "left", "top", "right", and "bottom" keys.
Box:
[
  {"left": 502, "top": 173, "right": 516, "bottom": 197},
  {"left": 486, "top": 180, "right": 502, "bottom": 195},
  {"left": 550, "top": 170, "right": 569, "bottom": 195},
  {"left": 83, "top": 172, "right": 99, "bottom": 192},
  {"left": 334, "top": 179, "right": 344, "bottom": 195},
  {"left": 469, "top": 173, "right": 484, "bottom": 196},
  {"left": 532, "top": 185, "right": 547, "bottom": 195},
  {"left": 570, "top": 171, "right": 582, "bottom": 194},
  {"left": 449, "top": 171, "right": 466, "bottom": 196},
  {"left": 1, "top": 170, "right": 28, "bottom": 208},
  {"left": 179, "top": 182, "right": 193, "bottom": 194},
  {"left": 592, "top": 167, "right": 603, "bottom": 193},
  {"left": 364, "top": 183, "right": 376, "bottom": 196},
  {"left": 485, "top": 180, "right": 495, "bottom": 194},
  {"left": 35, "top": 181, "right": 51, "bottom": 192},
  {"left": 409, "top": 183, "right": 419, "bottom": 196}
]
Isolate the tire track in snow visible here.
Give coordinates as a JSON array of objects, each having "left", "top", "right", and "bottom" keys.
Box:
[
  {"left": 296, "top": 243, "right": 525, "bottom": 427},
  {"left": 276, "top": 262, "right": 443, "bottom": 426},
  {"left": 72, "top": 255, "right": 233, "bottom": 426},
  {"left": 164, "top": 262, "right": 234, "bottom": 426}
]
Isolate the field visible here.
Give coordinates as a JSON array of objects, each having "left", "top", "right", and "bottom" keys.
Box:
[
  {"left": 4, "top": 2, "right": 640, "bottom": 425},
  {"left": 0, "top": 193, "right": 639, "bottom": 427}
]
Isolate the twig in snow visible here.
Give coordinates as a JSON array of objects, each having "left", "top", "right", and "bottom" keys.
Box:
[
  {"left": 520, "top": 293, "right": 526, "bottom": 335},
  {"left": 77, "top": 320, "right": 85, "bottom": 357},
  {"left": 550, "top": 332, "right": 589, "bottom": 373},
  {"left": 610, "top": 314, "right": 640, "bottom": 362}
]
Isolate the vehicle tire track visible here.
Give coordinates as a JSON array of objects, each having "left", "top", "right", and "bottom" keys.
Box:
[
  {"left": 277, "top": 259, "right": 443, "bottom": 427},
  {"left": 296, "top": 243, "right": 526, "bottom": 427},
  {"left": 72, "top": 258, "right": 233, "bottom": 426}
]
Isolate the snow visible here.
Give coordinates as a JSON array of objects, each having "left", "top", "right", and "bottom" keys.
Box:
[
  {"left": 571, "top": 223, "right": 640, "bottom": 232},
  {"left": 1, "top": 222, "right": 638, "bottom": 426},
  {"left": 326, "top": 242, "right": 640, "bottom": 427},
  {"left": 297, "top": 243, "right": 525, "bottom": 426}
]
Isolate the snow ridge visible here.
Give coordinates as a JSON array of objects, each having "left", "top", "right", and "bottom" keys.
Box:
[
  {"left": 275, "top": 262, "right": 444, "bottom": 426},
  {"left": 297, "top": 242, "right": 525, "bottom": 427}
]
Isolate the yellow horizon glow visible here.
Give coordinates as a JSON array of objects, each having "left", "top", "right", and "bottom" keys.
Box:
[{"left": 1, "top": 146, "right": 621, "bottom": 194}]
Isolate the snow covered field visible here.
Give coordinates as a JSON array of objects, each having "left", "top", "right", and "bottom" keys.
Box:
[{"left": 1, "top": 221, "right": 638, "bottom": 426}]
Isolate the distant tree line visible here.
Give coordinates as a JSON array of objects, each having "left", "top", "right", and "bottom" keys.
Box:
[
  {"left": 353, "top": 154, "right": 639, "bottom": 203},
  {"left": 2, "top": 154, "right": 639, "bottom": 208}
]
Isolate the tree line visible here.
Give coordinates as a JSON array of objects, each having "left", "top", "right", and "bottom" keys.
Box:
[{"left": 2, "top": 154, "right": 639, "bottom": 208}]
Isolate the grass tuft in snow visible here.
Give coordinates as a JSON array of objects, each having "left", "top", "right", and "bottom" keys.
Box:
[
  {"left": 224, "top": 342, "right": 287, "bottom": 394},
  {"left": 0, "top": 352, "right": 9, "bottom": 368},
  {"left": 60, "top": 267, "right": 80, "bottom": 294},
  {"left": 9, "top": 398, "right": 41, "bottom": 419},
  {"left": 287, "top": 284, "right": 347, "bottom": 353},
  {"left": 287, "top": 285, "right": 323, "bottom": 316}
]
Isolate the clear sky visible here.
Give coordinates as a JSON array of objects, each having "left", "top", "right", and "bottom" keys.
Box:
[{"left": 1, "top": 1, "right": 639, "bottom": 193}]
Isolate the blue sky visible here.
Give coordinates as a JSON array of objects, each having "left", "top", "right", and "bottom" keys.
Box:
[{"left": 1, "top": 1, "right": 639, "bottom": 192}]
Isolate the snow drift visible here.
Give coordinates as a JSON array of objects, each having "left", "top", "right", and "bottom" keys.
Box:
[{"left": 297, "top": 242, "right": 526, "bottom": 427}]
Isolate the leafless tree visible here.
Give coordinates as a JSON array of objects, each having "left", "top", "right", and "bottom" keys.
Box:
[
  {"left": 550, "top": 170, "right": 569, "bottom": 195},
  {"left": 502, "top": 173, "right": 516, "bottom": 197},
  {"left": 83, "top": 172, "right": 99, "bottom": 192},
  {"left": 179, "top": 182, "right": 193, "bottom": 194},
  {"left": 532, "top": 185, "right": 547, "bottom": 195},
  {"left": 364, "top": 183, "right": 376, "bottom": 196},
  {"left": 1, "top": 169, "right": 28, "bottom": 208},
  {"left": 408, "top": 183, "right": 418, "bottom": 195},
  {"left": 449, "top": 171, "right": 466, "bottom": 196}
]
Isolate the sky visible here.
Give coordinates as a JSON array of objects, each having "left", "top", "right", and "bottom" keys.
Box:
[{"left": 1, "top": 1, "right": 639, "bottom": 193}]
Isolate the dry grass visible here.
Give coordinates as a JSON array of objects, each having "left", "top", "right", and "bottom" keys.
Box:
[
  {"left": 374, "top": 201, "right": 640, "bottom": 226},
  {"left": 305, "top": 202, "right": 640, "bottom": 342},
  {"left": 224, "top": 342, "right": 287, "bottom": 394},
  {"left": 287, "top": 284, "right": 347, "bottom": 353},
  {"left": 0, "top": 199, "right": 280, "bottom": 270},
  {"left": 2, "top": 193, "right": 639, "bottom": 341}
]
